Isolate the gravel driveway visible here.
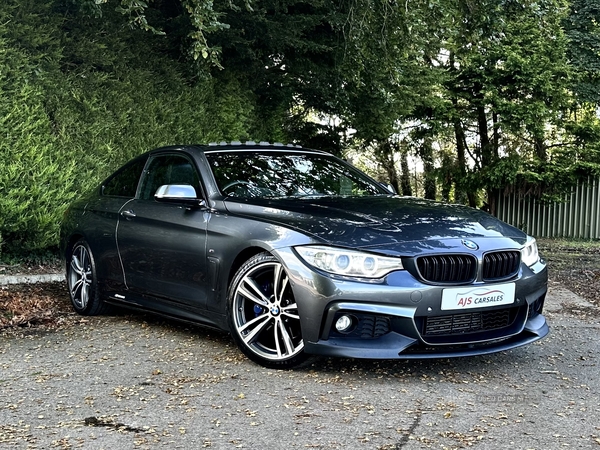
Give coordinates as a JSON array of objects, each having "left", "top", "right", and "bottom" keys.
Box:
[{"left": 1, "top": 284, "right": 599, "bottom": 449}]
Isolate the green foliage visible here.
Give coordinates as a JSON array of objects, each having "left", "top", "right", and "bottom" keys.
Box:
[
  {"left": 327, "top": 0, "right": 594, "bottom": 209},
  {"left": 71, "top": 0, "right": 253, "bottom": 67},
  {"left": 339, "top": 0, "right": 448, "bottom": 143},
  {"left": 0, "top": 0, "right": 262, "bottom": 252},
  {"left": 0, "top": 247, "right": 61, "bottom": 268},
  {"left": 4, "top": 0, "right": 600, "bottom": 254},
  {"left": 210, "top": 0, "right": 346, "bottom": 144},
  {"left": 0, "top": 1, "right": 77, "bottom": 252},
  {"left": 565, "top": 0, "right": 600, "bottom": 104}
]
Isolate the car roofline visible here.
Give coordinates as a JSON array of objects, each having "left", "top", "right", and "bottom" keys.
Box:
[
  {"left": 203, "top": 147, "right": 329, "bottom": 155},
  {"left": 148, "top": 142, "right": 331, "bottom": 156}
]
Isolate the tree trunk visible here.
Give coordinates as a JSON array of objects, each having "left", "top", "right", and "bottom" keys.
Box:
[
  {"left": 534, "top": 135, "right": 547, "bottom": 161},
  {"left": 492, "top": 111, "right": 500, "bottom": 159},
  {"left": 477, "top": 105, "right": 492, "bottom": 167},
  {"left": 486, "top": 189, "right": 497, "bottom": 215},
  {"left": 421, "top": 137, "right": 436, "bottom": 200},
  {"left": 374, "top": 141, "right": 400, "bottom": 194},
  {"left": 399, "top": 144, "right": 412, "bottom": 196},
  {"left": 450, "top": 50, "right": 476, "bottom": 207},
  {"left": 440, "top": 152, "right": 453, "bottom": 202},
  {"left": 453, "top": 114, "right": 474, "bottom": 206},
  {"left": 477, "top": 105, "right": 498, "bottom": 215}
]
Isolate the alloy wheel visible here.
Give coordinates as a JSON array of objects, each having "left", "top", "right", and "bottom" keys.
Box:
[
  {"left": 68, "top": 243, "right": 93, "bottom": 311},
  {"left": 232, "top": 260, "right": 304, "bottom": 362}
]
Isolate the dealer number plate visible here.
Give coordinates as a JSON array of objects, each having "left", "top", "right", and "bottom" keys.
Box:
[{"left": 441, "top": 283, "right": 516, "bottom": 311}]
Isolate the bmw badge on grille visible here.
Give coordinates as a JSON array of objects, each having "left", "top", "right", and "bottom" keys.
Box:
[{"left": 461, "top": 239, "right": 479, "bottom": 250}]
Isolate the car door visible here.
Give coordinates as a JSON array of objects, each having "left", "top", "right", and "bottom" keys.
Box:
[
  {"left": 116, "top": 153, "right": 210, "bottom": 310},
  {"left": 81, "top": 156, "right": 149, "bottom": 292}
]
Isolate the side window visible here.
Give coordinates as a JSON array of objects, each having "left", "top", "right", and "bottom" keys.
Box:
[
  {"left": 102, "top": 158, "right": 147, "bottom": 197},
  {"left": 139, "top": 154, "right": 201, "bottom": 201}
]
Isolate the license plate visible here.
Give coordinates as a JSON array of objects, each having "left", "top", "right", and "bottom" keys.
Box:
[{"left": 441, "top": 283, "right": 515, "bottom": 311}]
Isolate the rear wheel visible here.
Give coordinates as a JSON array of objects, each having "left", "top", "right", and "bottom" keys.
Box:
[
  {"left": 67, "top": 239, "right": 107, "bottom": 315},
  {"left": 228, "top": 253, "right": 308, "bottom": 368}
]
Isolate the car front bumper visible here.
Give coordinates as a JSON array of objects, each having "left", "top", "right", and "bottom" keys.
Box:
[
  {"left": 275, "top": 247, "right": 549, "bottom": 359},
  {"left": 304, "top": 308, "right": 548, "bottom": 359}
]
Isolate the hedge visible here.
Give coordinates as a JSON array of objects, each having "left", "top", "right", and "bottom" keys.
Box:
[{"left": 0, "top": 0, "right": 263, "bottom": 254}]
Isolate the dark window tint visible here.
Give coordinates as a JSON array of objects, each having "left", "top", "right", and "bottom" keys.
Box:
[
  {"left": 206, "top": 151, "right": 386, "bottom": 199},
  {"left": 102, "top": 158, "right": 147, "bottom": 197},
  {"left": 139, "top": 154, "right": 201, "bottom": 200}
]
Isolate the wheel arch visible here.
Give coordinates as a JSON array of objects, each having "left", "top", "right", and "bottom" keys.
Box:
[
  {"left": 210, "top": 245, "right": 275, "bottom": 316},
  {"left": 64, "top": 233, "right": 85, "bottom": 260},
  {"left": 227, "top": 246, "right": 271, "bottom": 286}
]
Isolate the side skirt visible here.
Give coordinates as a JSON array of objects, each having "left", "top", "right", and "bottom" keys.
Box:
[{"left": 104, "top": 292, "right": 229, "bottom": 332}]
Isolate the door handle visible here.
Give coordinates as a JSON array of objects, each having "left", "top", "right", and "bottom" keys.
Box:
[{"left": 121, "top": 210, "right": 136, "bottom": 219}]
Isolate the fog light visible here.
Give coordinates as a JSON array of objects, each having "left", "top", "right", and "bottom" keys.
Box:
[{"left": 335, "top": 315, "right": 354, "bottom": 333}]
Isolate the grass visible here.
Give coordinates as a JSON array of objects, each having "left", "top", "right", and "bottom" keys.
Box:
[
  {"left": 537, "top": 237, "right": 600, "bottom": 250},
  {"left": 537, "top": 238, "right": 600, "bottom": 270},
  {"left": 537, "top": 238, "right": 600, "bottom": 307}
]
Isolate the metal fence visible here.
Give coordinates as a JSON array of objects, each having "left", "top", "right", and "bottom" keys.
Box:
[{"left": 495, "top": 177, "right": 600, "bottom": 239}]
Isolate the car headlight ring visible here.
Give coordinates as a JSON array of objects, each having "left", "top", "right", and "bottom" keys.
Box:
[{"left": 295, "top": 245, "right": 404, "bottom": 279}]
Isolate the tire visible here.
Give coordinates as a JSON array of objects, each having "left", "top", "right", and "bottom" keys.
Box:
[
  {"left": 227, "top": 252, "right": 308, "bottom": 368},
  {"left": 66, "top": 239, "right": 108, "bottom": 316}
]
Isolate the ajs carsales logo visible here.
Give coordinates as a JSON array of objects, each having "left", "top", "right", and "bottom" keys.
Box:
[{"left": 454, "top": 288, "right": 505, "bottom": 308}]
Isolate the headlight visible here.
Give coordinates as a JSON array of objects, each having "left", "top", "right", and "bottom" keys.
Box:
[
  {"left": 521, "top": 237, "right": 539, "bottom": 267},
  {"left": 295, "top": 246, "right": 404, "bottom": 279}
]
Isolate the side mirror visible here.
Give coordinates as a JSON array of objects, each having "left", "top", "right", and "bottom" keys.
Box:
[{"left": 154, "top": 184, "right": 205, "bottom": 207}]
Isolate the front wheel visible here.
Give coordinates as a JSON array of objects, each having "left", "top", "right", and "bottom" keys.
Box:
[
  {"left": 67, "top": 239, "right": 107, "bottom": 316},
  {"left": 227, "top": 253, "right": 308, "bottom": 368}
]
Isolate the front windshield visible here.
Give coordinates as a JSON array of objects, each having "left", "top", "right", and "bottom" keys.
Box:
[{"left": 206, "top": 151, "right": 387, "bottom": 199}]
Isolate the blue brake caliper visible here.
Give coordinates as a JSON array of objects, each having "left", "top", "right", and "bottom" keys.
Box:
[{"left": 254, "top": 282, "right": 270, "bottom": 317}]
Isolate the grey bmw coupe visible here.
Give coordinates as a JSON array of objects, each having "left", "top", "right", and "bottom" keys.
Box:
[{"left": 60, "top": 142, "right": 548, "bottom": 368}]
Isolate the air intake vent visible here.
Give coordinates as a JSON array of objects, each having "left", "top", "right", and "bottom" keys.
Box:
[
  {"left": 423, "top": 308, "right": 514, "bottom": 336},
  {"left": 416, "top": 254, "right": 477, "bottom": 283},
  {"left": 483, "top": 251, "right": 520, "bottom": 281}
]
